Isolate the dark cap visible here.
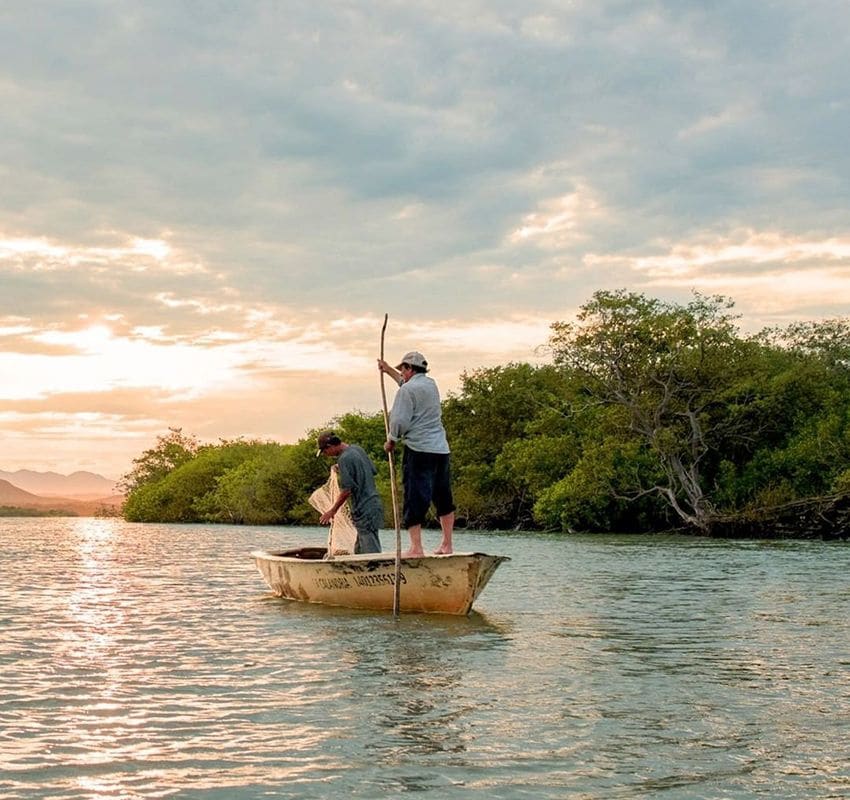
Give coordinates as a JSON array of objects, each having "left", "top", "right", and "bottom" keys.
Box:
[{"left": 316, "top": 431, "right": 342, "bottom": 456}]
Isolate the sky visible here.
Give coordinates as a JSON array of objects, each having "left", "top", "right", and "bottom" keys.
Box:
[{"left": 2, "top": 1, "right": 849, "bottom": 479}]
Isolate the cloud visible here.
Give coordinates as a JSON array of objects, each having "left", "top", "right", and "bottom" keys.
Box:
[
  {"left": 585, "top": 229, "right": 850, "bottom": 275},
  {"left": 0, "top": 234, "right": 195, "bottom": 272},
  {"left": 2, "top": 1, "right": 850, "bottom": 473},
  {"left": 508, "top": 184, "right": 605, "bottom": 248},
  {"left": 583, "top": 228, "right": 850, "bottom": 323}
]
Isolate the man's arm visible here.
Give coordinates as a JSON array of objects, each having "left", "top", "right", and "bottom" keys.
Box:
[{"left": 388, "top": 387, "right": 413, "bottom": 441}]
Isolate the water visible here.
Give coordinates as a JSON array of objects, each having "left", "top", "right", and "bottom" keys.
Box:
[{"left": 1, "top": 519, "right": 848, "bottom": 799}]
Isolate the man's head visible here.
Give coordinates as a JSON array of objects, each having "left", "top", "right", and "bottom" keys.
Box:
[
  {"left": 316, "top": 431, "right": 343, "bottom": 457},
  {"left": 395, "top": 351, "right": 429, "bottom": 379}
]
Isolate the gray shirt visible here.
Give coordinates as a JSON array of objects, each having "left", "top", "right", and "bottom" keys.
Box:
[
  {"left": 389, "top": 373, "right": 450, "bottom": 454},
  {"left": 337, "top": 444, "right": 383, "bottom": 526}
]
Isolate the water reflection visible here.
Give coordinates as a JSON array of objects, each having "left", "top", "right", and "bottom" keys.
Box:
[
  {"left": 60, "top": 519, "right": 124, "bottom": 661},
  {"left": 352, "top": 614, "right": 510, "bottom": 793},
  {"left": 3, "top": 520, "right": 848, "bottom": 799},
  {"left": 257, "top": 598, "right": 513, "bottom": 793},
  {"left": 52, "top": 520, "right": 148, "bottom": 796}
]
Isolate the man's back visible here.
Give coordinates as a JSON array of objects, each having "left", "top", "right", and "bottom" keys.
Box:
[
  {"left": 390, "top": 373, "right": 449, "bottom": 453},
  {"left": 337, "top": 445, "right": 382, "bottom": 522}
]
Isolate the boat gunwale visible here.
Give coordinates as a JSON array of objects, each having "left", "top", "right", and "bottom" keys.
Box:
[{"left": 251, "top": 548, "right": 510, "bottom": 564}]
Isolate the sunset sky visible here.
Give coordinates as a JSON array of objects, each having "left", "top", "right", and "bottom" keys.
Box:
[{"left": 2, "top": 1, "right": 849, "bottom": 479}]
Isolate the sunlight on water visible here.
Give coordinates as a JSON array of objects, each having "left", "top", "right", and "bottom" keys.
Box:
[
  {"left": 1, "top": 519, "right": 848, "bottom": 799},
  {"left": 61, "top": 519, "right": 125, "bottom": 680}
]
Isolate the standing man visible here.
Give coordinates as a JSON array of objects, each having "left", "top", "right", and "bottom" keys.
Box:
[
  {"left": 316, "top": 432, "right": 383, "bottom": 554},
  {"left": 377, "top": 351, "right": 455, "bottom": 557}
]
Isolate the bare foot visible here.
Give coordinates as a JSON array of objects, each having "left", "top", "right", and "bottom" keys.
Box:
[
  {"left": 402, "top": 549, "right": 425, "bottom": 558},
  {"left": 433, "top": 546, "right": 453, "bottom": 555}
]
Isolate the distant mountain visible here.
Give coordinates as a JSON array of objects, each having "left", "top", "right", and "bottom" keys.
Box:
[
  {"left": 0, "top": 479, "right": 45, "bottom": 505},
  {"left": 0, "top": 479, "right": 124, "bottom": 516},
  {"left": 0, "top": 469, "right": 118, "bottom": 499}
]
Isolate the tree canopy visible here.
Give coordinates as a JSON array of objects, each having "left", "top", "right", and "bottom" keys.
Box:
[{"left": 121, "top": 291, "right": 850, "bottom": 534}]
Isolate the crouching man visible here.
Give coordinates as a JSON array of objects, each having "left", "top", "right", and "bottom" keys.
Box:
[{"left": 316, "top": 431, "right": 383, "bottom": 554}]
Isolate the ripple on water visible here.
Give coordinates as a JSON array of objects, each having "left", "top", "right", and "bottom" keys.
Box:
[{"left": 0, "top": 519, "right": 848, "bottom": 799}]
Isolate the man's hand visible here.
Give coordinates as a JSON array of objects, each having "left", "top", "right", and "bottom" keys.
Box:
[
  {"left": 378, "top": 358, "right": 401, "bottom": 384},
  {"left": 319, "top": 510, "right": 334, "bottom": 525},
  {"left": 384, "top": 439, "right": 395, "bottom": 453}
]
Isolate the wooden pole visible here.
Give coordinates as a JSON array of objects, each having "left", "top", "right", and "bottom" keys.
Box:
[{"left": 380, "top": 313, "right": 402, "bottom": 617}]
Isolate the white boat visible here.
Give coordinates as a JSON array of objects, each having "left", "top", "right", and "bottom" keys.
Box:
[{"left": 251, "top": 547, "right": 509, "bottom": 615}]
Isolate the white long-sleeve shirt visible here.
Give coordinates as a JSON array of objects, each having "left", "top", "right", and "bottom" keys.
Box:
[{"left": 388, "top": 373, "right": 450, "bottom": 454}]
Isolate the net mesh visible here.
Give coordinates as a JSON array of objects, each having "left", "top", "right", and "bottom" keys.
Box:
[{"left": 309, "top": 467, "right": 357, "bottom": 558}]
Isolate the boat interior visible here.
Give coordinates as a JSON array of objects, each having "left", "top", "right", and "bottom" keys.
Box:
[{"left": 274, "top": 547, "right": 329, "bottom": 560}]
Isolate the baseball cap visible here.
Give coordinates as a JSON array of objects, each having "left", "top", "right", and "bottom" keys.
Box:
[
  {"left": 395, "top": 351, "right": 428, "bottom": 370},
  {"left": 316, "top": 431, "right": 341, "bottom": 456}
]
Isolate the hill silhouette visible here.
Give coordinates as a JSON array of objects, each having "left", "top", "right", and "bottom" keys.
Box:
[
  {"left": 0, "top": 469, "right": 117, "bottom": 498},
  {"left": 0, "top": 478, "right": 123, "bottom": 517}
]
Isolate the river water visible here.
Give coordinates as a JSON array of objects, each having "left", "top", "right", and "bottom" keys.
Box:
[{"left": 1, "top": 518, "right": 848, "bottom": 799}]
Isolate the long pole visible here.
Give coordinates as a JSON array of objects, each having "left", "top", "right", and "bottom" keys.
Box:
[{"left": 380, "top": 313, "right": 402, "bottom": 617}]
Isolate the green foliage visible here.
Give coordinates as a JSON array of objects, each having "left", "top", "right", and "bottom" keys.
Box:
[
  {"left": 122, "top": 413, "right": 388, "bottom": 526},
  {"left": 761, "top": 317, "right": 850, "bottom": 370},
  {"left": 548, "top": 291, "right": 757, "bottom": 530},
  {"left": 442, "top": 363, "right": 575, "bottom": 527},
  {"left": 533, "top": 434, "right": 666, "bottom": 532},
  {"left": 727, "top": 405, "right": 850, "bottom": 504},
  {"left": 124, "top": 439, "right": 259, "bottom": 522},
  {"left": 833, "top": 468, "right": 850, "bottom": 493},
  {"left": 0, "top": 507, "right": 76, "bottom": 517},
  {"left": 121, "top": 292, "right": 850, "bottom": 535},
  {"left": 120, "top": 428, "right": 199, "bottom": 495},
  {"left": 202, "top": 443, "right": 318, "bottom": 525}
]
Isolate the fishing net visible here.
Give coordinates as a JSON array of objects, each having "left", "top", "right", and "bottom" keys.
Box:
[{"left": 309, "top": 467, "right": 357, "bottom": 558}]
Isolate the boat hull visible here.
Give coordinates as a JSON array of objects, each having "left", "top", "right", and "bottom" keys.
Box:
[{"left": 251, "top": 547, "right": 509, "bottom": 615}]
